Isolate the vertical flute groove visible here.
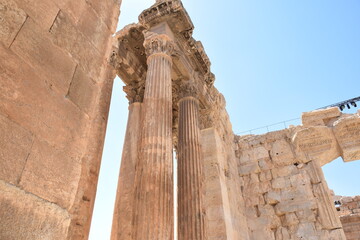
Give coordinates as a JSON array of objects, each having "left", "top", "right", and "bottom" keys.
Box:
[
  {"left": 132, "top": 49, "right": 173, "bottom": 239},
  {"left": 178, "top": 96, "right": 205, "bottom": 240}
]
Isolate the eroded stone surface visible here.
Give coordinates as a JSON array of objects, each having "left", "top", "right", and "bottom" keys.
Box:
[
  {"left": 0, "top": 0, "right": 121, "bottom": 239},
  {"left": 0, "top": 180, "right": 71, "bottom": 240},
  {"left": 336, "top": 195, "right": 360, "bottom": 240}
]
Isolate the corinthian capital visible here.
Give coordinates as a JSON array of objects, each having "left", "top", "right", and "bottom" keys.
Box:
[
  {"left": 178, "top": 80, "right": 198, "bottom": 100},
  {"left": 123, "top": 80, "right": 145, "bottom": 104},
  {"left": 143, "top": 31, "right": 175, "bottom": 58}
]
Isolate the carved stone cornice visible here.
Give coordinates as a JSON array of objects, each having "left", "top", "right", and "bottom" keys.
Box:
[
  {"left": 185, "top": 40, "right": 211, "bottom": 77},
  {"left": 111, "top": 24, "right": 147, "bottom": 85},
  {"left": 139, "top": 0, "right": 194, "bottom": 40},
  {"left": 143, "top": 32, "right": 175, "bottom": 61},
  {"left": 123, "top": 80, "right": 145, "bottom": 104}
]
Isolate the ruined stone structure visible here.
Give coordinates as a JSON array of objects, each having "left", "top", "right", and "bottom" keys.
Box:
[
  {"left": 1, "top": 0, "right": 360, "bottom": 239},
  {"left": 335, "top": 195, "right": 360, "bottom": 240}
]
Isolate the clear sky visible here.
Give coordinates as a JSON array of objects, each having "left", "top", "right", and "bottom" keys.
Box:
[{"left": 89, "top": 0, "right": 360, "bottom": 239}]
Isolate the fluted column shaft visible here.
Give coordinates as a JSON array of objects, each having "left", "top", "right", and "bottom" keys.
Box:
[
  {"left": 111, "top": 102, "right": 142, "bottom": 240},
  {"left": 178, "top": 96, "right": 205, "bottom": 240},
  {"left": 132, "top": 34, "right": 174, "bottom": 240}
]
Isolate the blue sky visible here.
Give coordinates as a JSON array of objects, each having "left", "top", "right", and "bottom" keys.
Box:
[{"left": 90, "top": 0, "right": 360, "bottom": 238}]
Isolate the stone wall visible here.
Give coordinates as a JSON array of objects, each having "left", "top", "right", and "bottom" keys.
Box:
[
  {"left": 336, "top": 196, "right": 360, "bottom": 240},
  {"left": 200, "top": 91, "right": 250, "bottom": 240},
  {"left": 234, "top": 108, "right": 360, "bottom": 240},
  {"left": 0, "top": 0, "right": 121, "bottom": 239}
]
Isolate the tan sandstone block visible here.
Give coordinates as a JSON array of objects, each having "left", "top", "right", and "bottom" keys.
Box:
[
  {"left": 10, "top": 18, "right": 76, "bottom": 94},
  {"left": 302, "top": 107, "right": 341, "bottom": 127},
  {"left": 0, "top": 180, "right": 71, "bottom": 240},
  {"left": 258, "top": 158, "right": 274, "bottom": 170},
  {"left": 282, "top": 212, "right": 299, "bottom": 226},
  {"left": 275, "top": 199, "right": 317, "bottom": 216},
  {"left": 49, "top": 10, "right": 103, "bottom": 80},
  {"left": 270, "top": 139, "right": 296, "bottom": 166},
  {"left": 272, "top": 177, "right": 291, "bottom": 189},
  {"left": 253, "top": 146, "right": 269, "bottom": 160},
  {"left": 275, "top": 227, "right": 290, "bottom": 240},
  {"left": 290, "top": 172, "right": 311, "bottom": 187},
  {"left": 265, "top": 190, "right": 281, "bottom": 205},
  {"left": 333, "top": 115, "right": 360, "bottom": 162},
  {"left": 239, "top": 161, "right": 260, "bottom": 176},
  {"left": 238, "top": 150, "right": 253, "bottom": 164},
  {"left": 0, "top": 0, "right": 27, "bottom": 48},
  {"left": 12, "top": 0, "right": 59, "bottom": 30},
  {"left": 0, "top": 47, "right": 89, "bottom": 155},
  {"left": 0, "top": 114, "right": 33, "bottom": 184},
  {"left": 292, "top": 126, "right": 340, "bottom": 166},
  {"left": 272, "top": 165, "right": 298, "bottom": 178},
  {"left": 51, "top": 0, "right": 87, "bottom": 23},
  {"left": 328, "top": 229, "right": 347, "bottom": 240},
  {"left": 296, "top": 209, "right": 317, "bottom": 223},
  {"left": 19, "top": 139, "right": 82, "bottom": 210},
  {"left": 77, "top": 4, "right": 111, "bottom": 52},
  {"left": 296, "top": 222, "right": 318, "bottom": 240},
  {"left": 305, "top": 160, "right": 325, "bottom": 184},
  {"left": 259, "top": 170, "right": 273, "bottom": 182},
  {"left": 67, "top": 67, "right": 98, "bottom": 115},
  {"left": 313, "top": 183, "right": 343, "bottom": 230},
  {"left": 84, "top": 0, "right": 120, "bottom": 32}
]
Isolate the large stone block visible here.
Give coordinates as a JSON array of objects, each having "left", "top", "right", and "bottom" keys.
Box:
[
  {"left": 275, "top": 199, "right": 317, "bottom": 215},
  {"left": 12, "top": 0, "right": 59, "bottom": 30},
  {"left": 0, "top": 47, "right": 88, "bottom": 156},
  {"left": 77, "top": 5, "right": 111, "bottom": 53},
  {"left": 313, "top": 183, "right": 342, "bottom": 230},
  {"left": 0, "top": 0, "right": 27, "bottom": 48},
  {"left": 333, "top": 115, "right": 360, "bottom": 162},
  {"left": 0, "top": 180, "right": 71, "bottom": 240},
  {"left": 302, "top": 107, "right": 341, "bottom": 127},
  {"left": 292, "top": 126, "right": 340, "bottom": 166},
  {"left": 84, "top": 0, "right": 120, "bottom": 32},
  {"left": 19, "top": 139, "right": 82, "bottom": 210},
  {"left": 0, "top": 114, "right": 33, "bottom": 184},
  {"left": 51, "top": 0, "right": 87, "bottom": 23},
  {"left": 67, "top": 67, "right": 98, "bottom": 115},
  {"left": 49, "top": 10, "right": 103, "bottom": 80},
  {"left": 10, "top": 18, "right": 76, "bottom": 94},
  {"left": 269, "top": 139, "right": 296, "bottom": 166}
]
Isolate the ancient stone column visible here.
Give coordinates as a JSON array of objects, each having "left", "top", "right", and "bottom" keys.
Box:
[
  {"left": 177, "top": 82, "right": 205, "bottom": 240},
  {"left": 111, "top": 81, "right": 144, "bottom": 240},
  {"left": 132, "top": 33, "right": 174, "bottom": 240}
]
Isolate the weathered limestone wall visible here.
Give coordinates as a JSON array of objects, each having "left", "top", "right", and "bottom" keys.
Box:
[
  {"left": 234, "top": 108, "right": 360, "bottom": 240},
  {"left": 0, "top": 0, "right": 121, "bottom": 239},
  {"left": 201, "top": 92, "right": 250, "bottom": 240},
  {"left": 336, "top": 196, "right": 360, "bottom": 240}
]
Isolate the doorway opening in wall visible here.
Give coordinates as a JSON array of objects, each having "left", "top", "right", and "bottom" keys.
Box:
[{"left": 322, "top": 157, "right": 360, "bottom": 212}]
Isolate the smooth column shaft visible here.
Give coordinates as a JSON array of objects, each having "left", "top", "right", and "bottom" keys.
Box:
[
  {"left": 132, "top": 55, "right": 173, "bottom": 240},
  {"left": 111, "top": 103, "right": 142, "bottom": 240},
  {"left": 178, "top": 97, "right": 205, "bottom": 240}
]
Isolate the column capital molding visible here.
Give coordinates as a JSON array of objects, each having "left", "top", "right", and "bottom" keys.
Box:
[
  {"left": 178, "top": 80, "right": 199, "bottom": 101},
  {"left": 143, "top": 31, "right": 175, "bottom": 60},
  {"left": 123, "top": 80, "right": 145, "bottom": 104}
]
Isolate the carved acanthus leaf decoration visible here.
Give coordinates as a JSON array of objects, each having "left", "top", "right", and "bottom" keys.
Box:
[
  {"left": 143, "top": 31, "right": 175, "bottom": 58},
  {"left": 123, "top": 80, "right": 145, "bottom": 104},
  {"left": 178, "top": 81, "right": 198, "bottom": 100}
]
